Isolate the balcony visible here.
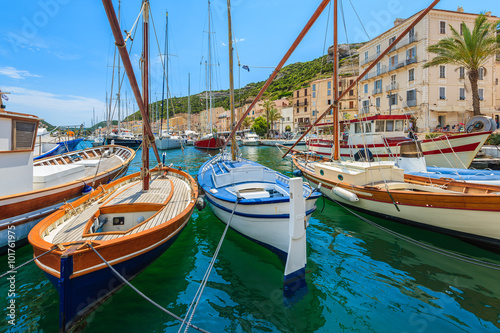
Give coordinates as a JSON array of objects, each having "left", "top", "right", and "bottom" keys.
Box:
[
  {"left": 406, "top": 99, "right": 417, "bottom": 107},
  {"left": 360, "top": 33, "right": 420, "bottom": 66},
  {"left": 295, "top": 101, "right": 308, "bottom": 107},
  {"left": 386, "top": 83, "right": 399, "bottom": 92},
  {"left": 361, "top": 65, "right": 388, "bottom": 81},
  {"left": 372, "top": 87, "right": 383, "bottom": 95}
]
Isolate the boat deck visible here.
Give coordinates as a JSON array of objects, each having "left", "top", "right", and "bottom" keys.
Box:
[{"left": 47, "top": 174, "right": 192, "bottom": 244}]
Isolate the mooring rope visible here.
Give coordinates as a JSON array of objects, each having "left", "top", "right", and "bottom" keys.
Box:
[
  {"left": 329, "top": 197, "right": 500, "bottom": 271},
  {"left": 0, "top": 248, "right": 56, "bottom": 278},
  {"left": 88, "top": 244, "right": 209, "bottom": 333},
  {"left": 178, "top": 198, "right": 241, "bottom": 333}
]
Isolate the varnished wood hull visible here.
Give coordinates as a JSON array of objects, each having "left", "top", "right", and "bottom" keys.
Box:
[{"left": 293, "top": 156, "right": 500, "bottom": 249}]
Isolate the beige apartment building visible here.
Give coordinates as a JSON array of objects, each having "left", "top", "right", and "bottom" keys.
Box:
[
  {"left": 293, "top": 86, "right": 312, "bottom": 130},
  {"left": 358, "top": 8, "right": 499, "bottom": 132},
  {"left": 310, "top": 75, "right": 359, "bottom": 124},
  {"left": 199, "top": 106, "right": 225, "bottom": 133}
]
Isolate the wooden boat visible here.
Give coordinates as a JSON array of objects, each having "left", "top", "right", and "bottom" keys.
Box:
[
  {"left": 306, "top": 114, "right": 491, "bottom": 169},
  {"left": 288, "top": 0, "right": 500, "bottom": 251},
  {"left": 28, "top": 2, "right": 198, "bottom": 331},
  {"left": 0, "top": 108, "right": 135, "bottom": 253}
]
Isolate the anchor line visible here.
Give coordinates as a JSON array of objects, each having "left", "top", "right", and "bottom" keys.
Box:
[
  {"left": 0, "top": 248, "right": 55, "bottom": 278},
  {"left": 87, "top": 244, "right": 209, "bottom": 333},
  {"left": 329, "top": 198, "right": 500, "bottom": 271},
  {"left": 179, "top": 198, "right": 241, "bottom": 333}
]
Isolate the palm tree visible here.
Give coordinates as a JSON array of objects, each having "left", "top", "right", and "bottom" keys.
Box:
[
  {"left": 241, "top": 117, "right": 253, "bottom": 130},
  {"left": 264, "top": 108, "right": 282, "bottom": 137},
  {"left": 262, "top": 100, "right": 275, "bottom": 138},
  {"left": 423, "top": 15, "right": 500, "bottom": 116}
]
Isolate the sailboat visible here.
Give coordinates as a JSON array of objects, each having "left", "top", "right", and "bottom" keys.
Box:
[
  {"left": 194, "top": 1, "right": 224, "bottom": 150},
  {"left": 28, "top": 2, "right": 198, "bottom": 331},
  {"left": 155, "top": 11, "right": 182, "bottom": 150},
  {"left": 197, "top": 0, "right": 321, "bottom": 289},
  {"left": 288, "top": 0, "right": 500, "bottom": 250}
]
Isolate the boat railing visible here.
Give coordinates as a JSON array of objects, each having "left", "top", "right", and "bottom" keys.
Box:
[{"left": 276, "top": 173, "right": 311, "bottom": 197}]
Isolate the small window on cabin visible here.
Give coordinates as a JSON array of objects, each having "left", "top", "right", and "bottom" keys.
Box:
[
  {"left": 375, "top": 120, "right": 385, "bottom": 132},
  {"left": 364, "top": 122, "right": 373, "bottom": 133},
  {"left": 395, "top": 120, "right": 404, "bottom": 131},
  {"left": 355, "top": 123, "right": 362, "bottom": 133},
  {"left": 386, "top": 120, "right": 394, "bottom": 132},
  {"left": 13, "top": 120, "right": 37, "bottom": 150}
]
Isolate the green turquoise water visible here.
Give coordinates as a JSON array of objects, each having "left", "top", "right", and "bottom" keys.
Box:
[{"left": 2, "top": 144, "right": 500, "bottom": 332}]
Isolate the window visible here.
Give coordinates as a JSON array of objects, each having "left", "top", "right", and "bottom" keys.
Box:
[
  {"left": 355, "top": 123, "right": 363, "bottom": 133},
  {"left": 296, "top": 91, "right": 300, "bottom": 97},
  {"left": 349, "top": 90, "right": 354, "bottom": 96},
  {"left": 386, "top": 120, "right": 394, "bottom": 132},
  {"left": 406, "top": 47, "right": 416, "bottom": 63},
  {"left": 296, "top": 108, "right": 299, "bottom": 113},
  {"left": 376, "top": 63, "right": 382, "bottom": 75},
  {"left": 395, "top": 120, "right": 404, "bottom": 131},
  {"left": 327, "top": 90, "right": 331, "bottom": 96},
  {"left": 388, "top": 93, "right": 398, "bottom": 106},
  {"left": 304, "top": 98, "right": 307, "bottom": 105},
  {"left": 350, "top": 79, "right": 354, "bottom": 85},
  {"left": 374, "top": 79, "right": 382, "bottom": 94},
  {"left": 389, "top": 36, "right": 396, "bottom": 49},
  {"left": 12, "top": 120, "right": 37, "bottom": 150},
  {"left": 407, "top": 89, "right": 416, "bottom": 101},
  {"left": 440, "top": 21, "right": 446, "bottom": 34},
  {"left": 459, "top": 88, "right": 466, "bottom": 100},
  {"left": 312, "top": 92, "right": 316, "bottom": 98},
  {"left": 312, "top": 101, "right": 316, "bottom": 107},
  {"left": 304, "top": 107, "right": 307, "bottom": 112},
  {"left": 439, "top": 87, "right": 446, "bottom": 100},
  {"left": 478, "top": 89, "right": 484, "bottom": 101},
  {"left": 375, "top": 97, "right": 381, "bottom": 108},
  {"left": 409, "top": 27, "right": 415, "bottom": 41},
  {"left": 304, "top": 89, "right": 308, "bottom": 96},
  {"left": 349, "top": 101, "right": 354, "bottom": 109},
  {"left": 364, "top": 51, "right": 369, "bottom": 61},
  {"left": 439, "top": 65, "right": 446, "bottom": 78},
  {"left": 339, "top": 102, "right": 342, "bottom": 109},
  {"left": 327, "top": 81, "right": 332, "bottom": 89},
  {"left": 389, "top": 55, "right": 398, "bottom": 70},
  {"left": 408, "top": 68, "right": 415, "bottom": 81},
  {"left": 362, "top": 100, "right": 370, "bottom": 114},
  {"left": 479, "top": 68, "right": 484, "bottom": 80},
  {"left": 460, "top": 23, "right": 463, "bottom": 36},
  {"left": 312, "top": 84, "right": 316, "bottom": 91},
  {"left": 376, "top": 44, "right": 381, "bottom": 55},
  {"left": 375, "top": 120, "right": 384, "bottom": 132},
  {"left": 327, "top": 99, "right": 331, "bottom": 105},
  {"left": 459, "top": 67, "right": 465, "bottom": 79},
  {"left": 365, "top": 122, "right": 373, "bottom": 133},
  {"left": 364, "top": 84, "right": 368, "bottom": 94}
]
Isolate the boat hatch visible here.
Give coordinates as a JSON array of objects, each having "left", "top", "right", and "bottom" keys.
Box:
[
  {"left": 227, "top": 183, "right": 288, "bottom": 199},
  {"left": 83, "top": 203, "right": 162, "bottom": 235}
]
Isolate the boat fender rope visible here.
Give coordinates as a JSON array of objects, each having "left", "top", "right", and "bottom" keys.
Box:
[
  {"left": 87, "top": 244, "right": 209, "bottom": 333},
  {"left": 179, "top": 198, "right": 241, "bottom": 333},
  {"left": 0, "top": 247, "right": 56, "bottom": 279}
]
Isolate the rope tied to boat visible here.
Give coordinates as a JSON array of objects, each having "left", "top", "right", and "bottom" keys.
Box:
[
  {"left": 178, "top": 197, "right": 241, "bottom": 333},
  {"left": 87, "top": 243, "right": 209, "bottom": 333},
  {"left": 0, "top": 247, "right": 56, "bottom": 279}
]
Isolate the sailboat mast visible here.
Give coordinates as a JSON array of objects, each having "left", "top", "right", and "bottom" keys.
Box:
[
  {"left": 188, "top": 73, "right": 191, "bottom": 131},
  {"left": 205, "top": 61, "right": 208, "bottom": 133},
  {"left": 208, "top": 0, "right": 213, "bottom": 134},
  {"left": 333, "top": 0, "right": 340, "bottom": 161},
  {"left": 117, "top": 0, "right": 122, "bottom": 136},
  {"left": 160, "top": 12, "right": 167, "bottom": 137},
  {"left": 227, "top": 0, "right": 236, "bottom": 160},
  {"left": 142, "top": 1, "right": 150, "bottom": 190},
  {"left": 166, "top": 11, "right": 170, "bottom": 135}
]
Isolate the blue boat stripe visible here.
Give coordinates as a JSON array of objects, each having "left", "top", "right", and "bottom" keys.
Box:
[{"left": 205, "top": 194, "right": 316, "bottom": 219}]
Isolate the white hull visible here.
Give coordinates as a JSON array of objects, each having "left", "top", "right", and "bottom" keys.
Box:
[
  {"left": 260, "top": 139, "right": 306, "bottom": 146},
  {"left": 155, "top": 137, "right": 182, "bottom": 150},
  {"left": 242, "top": 140, "right": 259, "bottom": 146}
]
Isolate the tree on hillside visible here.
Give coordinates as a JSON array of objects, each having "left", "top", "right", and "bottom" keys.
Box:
[
  {"left": 424, "top": 15, "right": 500, "bottom": 116},
  {"left": 251, "top": 116, "right": 268, "bottom": 137},
  {"left": 262, "top": 100, "right": 275, "bottom": 138},
  {"left": 241, "top": 117, "right": 253, "bottom": 130},
  {"left": 264, "top": 108, "right": 282, "bottom": 136}
]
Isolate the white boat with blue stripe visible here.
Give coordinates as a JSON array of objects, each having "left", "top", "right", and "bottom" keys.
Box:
[{"left": 198, "top": 153, "right": 321, "bottom": 283}]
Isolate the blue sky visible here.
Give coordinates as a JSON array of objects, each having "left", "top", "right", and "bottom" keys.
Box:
[{"left": 1, "top": 0, "right": 499, "bottom": 126}]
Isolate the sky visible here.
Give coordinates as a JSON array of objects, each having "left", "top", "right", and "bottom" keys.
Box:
[{"left": 1, "top": 0, "right": 499, "bottom": 126}]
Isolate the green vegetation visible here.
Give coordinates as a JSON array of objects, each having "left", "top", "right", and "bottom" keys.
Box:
[
  {"left": 424, "top": 15, "right": 500, "bottom": 116},
  {"left": 251, "top": 116, "right": 268, "bottom": 137},
  {"left": 485, "top": 133, "right": 500, "bottom": 145},
  {"left": 241, "top": 117, "right": 253, "bottom": 130},
  {"left": 39, "top": 119, "right": 56, "bottom": 131}
]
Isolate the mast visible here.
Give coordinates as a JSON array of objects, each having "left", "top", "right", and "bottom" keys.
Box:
[
  {"left": 208, "top": 0, "right": 213, "bottom": 134},
  {"left": 227, "top": 0, "right": 236, "bottom": 160},
  {"left": 142, "top": 1, "right": 150, "bottom": 190},
  {"left": 117, "top": 0, "right": 122, "bottom": 136},
  {"left": 205, "top": 61, "right": 208, "bottom": 133},
  {"left": 160, "top": 12, "right": 167, "bottom": 137},
  {"left": 188, "top": 73, "right": 191, "bottom": 131},
  {"left": 166, "top": 11, "right": 170, "bottom": 135},
  {"left": 333, "top": 0, "right": 339, "bottom": 161}
]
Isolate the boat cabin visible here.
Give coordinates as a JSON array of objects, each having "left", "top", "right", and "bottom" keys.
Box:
[
  {"left": 0, "top": 109, "right": 40, "bottom": 196},
  {"left": 341, "top": 115, "right": 411, "bottom": 146}
]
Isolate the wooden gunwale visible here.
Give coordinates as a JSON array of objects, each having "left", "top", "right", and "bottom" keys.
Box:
[
  {"left": 28, "top": 167, "right": 198, "bottom": 279},
  {"left": 0, "top": 146, "right": 136, "bottom": 225}
]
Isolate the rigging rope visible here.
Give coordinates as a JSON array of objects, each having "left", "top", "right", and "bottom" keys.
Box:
[
  {"left": 87, "top": 244, "right": 209, "bottom": 333},
  {"left": 178, "top": 198, "right": 241, "bottom": 333}
]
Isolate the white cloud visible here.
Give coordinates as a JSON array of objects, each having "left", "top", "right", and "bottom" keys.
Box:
[
  {"left": 0, "top": 67, "right": 41, "bottom": 79},
  {"left": 1, "top": 86, "right": 106, "bottom": 125}
]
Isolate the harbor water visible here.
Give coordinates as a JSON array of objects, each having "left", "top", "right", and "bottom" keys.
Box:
[{"left": 2, "top": 143, "right": 500, "bottom": 332}]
